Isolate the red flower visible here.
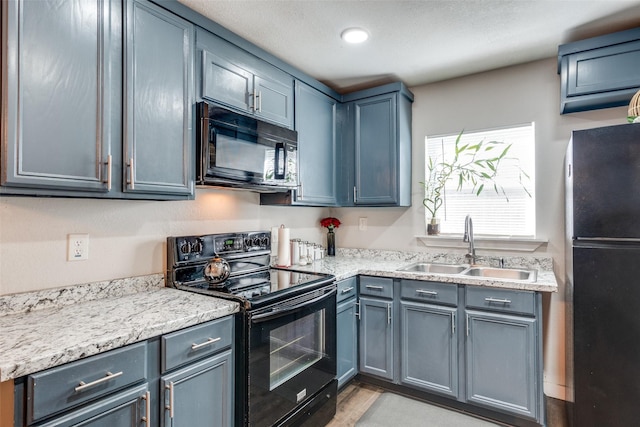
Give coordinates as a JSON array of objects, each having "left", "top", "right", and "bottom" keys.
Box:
[{"left": 320, "top": 217, "right": 341, "bottom": 229}]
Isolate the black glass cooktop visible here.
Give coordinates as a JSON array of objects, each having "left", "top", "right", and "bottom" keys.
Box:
[{"left": 179, "top": 268, "right": 334, "bottom": 309}]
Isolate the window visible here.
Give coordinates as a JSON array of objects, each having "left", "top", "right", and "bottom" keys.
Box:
[{"left": 425, "top": 123, "right": 535, "bottom": 237}]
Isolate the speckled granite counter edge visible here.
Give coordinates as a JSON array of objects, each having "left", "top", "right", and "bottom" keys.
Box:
[
  {"left": 0, "top": 274, "right": 165, "bottom": 316},
  {"left": 278, "top": 248, "right": 558, "bottom": 293},
  {"left": 0, "top": 275, "right": 239, "bottom": 382}
]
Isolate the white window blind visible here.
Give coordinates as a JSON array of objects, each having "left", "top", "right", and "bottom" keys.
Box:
[{"left": 425, "top": 123, "right": 536, "bottom": 237}]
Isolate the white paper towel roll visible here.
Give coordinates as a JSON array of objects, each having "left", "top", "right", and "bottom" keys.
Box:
[{"left": 277, "top": 225, "right": 291, "bottom": 267}]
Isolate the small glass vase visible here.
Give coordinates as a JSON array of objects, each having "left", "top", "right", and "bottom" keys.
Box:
[
  {"left": 427, "top": 218, "right": 440, "bottom": 235},
  {"left": 327, "top": 229, "right": 336, "bottom": 256}
]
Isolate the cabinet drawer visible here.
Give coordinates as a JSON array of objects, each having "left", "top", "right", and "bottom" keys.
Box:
[
  {"left": 466, "top": 287, "right": 535, "bottom": 316},
  {"left": 27, "top": 341, "right": 147, "bottom": 423},
  {"left": 400, "top": 280, "right": 458, "bottom": 306},
  {"left": 337, "top": 277, "right": 357, "bottom": 303},
  {"left": 162, "top": 316, "right": 233, "bottom": 373},
  {"left": 359, "top": 276, "right": 393, "bottom": 299}
]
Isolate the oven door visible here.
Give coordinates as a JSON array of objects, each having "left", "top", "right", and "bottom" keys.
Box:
[{"left": 247, "top": 285, "right": 336, "bottom": 427}]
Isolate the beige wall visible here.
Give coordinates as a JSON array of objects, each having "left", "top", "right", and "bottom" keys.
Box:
[{"left": 0, "top": 56, "right": 630, "bottom": 400}]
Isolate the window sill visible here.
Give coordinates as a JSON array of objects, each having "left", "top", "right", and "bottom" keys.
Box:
[{"left": 416, "top": 235, "right": 547, "bottom": 252}]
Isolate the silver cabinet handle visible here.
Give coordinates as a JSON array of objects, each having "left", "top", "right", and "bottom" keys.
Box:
[
  {"left": 387, "top": 303, "right": 392, "bottom": 325},
  {"left": 141, "top": 391, "right": 151, "bottom": 425},
  {"left": 103, "top": 154, "right": 112, "bottom": 191},
  {"left": 416, "top": 289, "right": 438, "bottom": 296},
  {"left": 165, "top": 382, "right": 175, "bottom": 419},
  {"left": 355, "top": 301, "right": 360, "bottom": 319},
  {"left": 353, "top": 186, "right": 357, "bottom": 202},
  {"left": 298, "top": 182, "right": 304, "bottom": 200},
  {"left": 451, "top": 313, "right": 456, "bottom": 335},
  {"left": 191, "top": 337, "right": 221, "bottom": 350},
  {"left": 258, "top": 90, "right": 262, "bottom": 112},
  {"left": 252, "top": 90, "right": 258, "bottom": 112},
  {"left": 341, "top": 286, "right": 355, "bottom": 294},
  {"left": 485, "top": 297, "right": 512, "bottom": 304},
  {"left": 75, "top": 371, "right": 123, "bottom": 392},
  {"left": 466, "top": 314, "right": 470, "bottom": 337},
  {"left": 365, "top": 285, "right": 384, "bottom": 290},
  {"left": 127, "top": 157, "right": 135, "bottom": 190}
]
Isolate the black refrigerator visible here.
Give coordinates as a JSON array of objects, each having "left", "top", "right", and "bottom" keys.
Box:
[{"left": 566, "top": 123, "right": 640, "bottom": 426}]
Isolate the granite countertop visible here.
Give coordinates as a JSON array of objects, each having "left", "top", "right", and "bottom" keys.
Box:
[
  {"left": 281, "top": 249, "right": 558, "bottom": 293},
  {"left": 0, "top": 274, "right": 239, "bottom": 382}
]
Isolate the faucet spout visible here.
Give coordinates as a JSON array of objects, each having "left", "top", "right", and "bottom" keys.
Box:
[{"left": 463, "top": 215, "right": 476, "bottom": 265}]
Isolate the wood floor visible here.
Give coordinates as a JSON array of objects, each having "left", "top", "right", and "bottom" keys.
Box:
[{"left": 326, "top": 381, "right": 385, "bottom": 427}]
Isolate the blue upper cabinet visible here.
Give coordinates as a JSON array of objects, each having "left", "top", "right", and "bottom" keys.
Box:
[
  {"left": 123, "top": 0, "right": 195, "bottom": 197},
  {"left": 1, "top": 0, "right": 114, "bottom": 193},
  {"left": 261, "top": 81, "right": 338, "bottom": 206},
  {"left": 196, "top": 28, "right": 294, "bottom": 129},
  {"left": 558, "top": 27, "right": 640, "bottom": 114},
  {"left": 1, "top": 0, "right": 194, "bottom": 199},
  {"left": 339, "top": 83, "right": 413, "bottom": 207}
]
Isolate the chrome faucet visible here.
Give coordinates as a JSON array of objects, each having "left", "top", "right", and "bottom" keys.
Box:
[{"left": 463, "top": 215, "right": 476, "bottom": 265}]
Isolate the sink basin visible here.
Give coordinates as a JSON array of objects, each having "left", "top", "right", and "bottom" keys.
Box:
[
  {"left": 398, "top": 262, "right": 469, "bottom": 275},
  {"left": 462, "top": 267, "right": 536, "bottom": 282}
]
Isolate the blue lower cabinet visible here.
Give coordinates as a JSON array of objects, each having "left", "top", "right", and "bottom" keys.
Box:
[
  {"left": 336, "top": 297, "right": 358, "bottom": 388},
  {"left": 37, "top": 384, "right": 150, "bottom": 427},
  {"left": 465, "top": 310, "right": 538, "bottom": 420},
  {"left": 400, "top": 301, "right": 459, "bottom": 399},
  {"left": 160, "top": 349, "right": 234, "bottom": 427},
  {"left": 358, "top": 296, "right": 394, "bottom": 381}
]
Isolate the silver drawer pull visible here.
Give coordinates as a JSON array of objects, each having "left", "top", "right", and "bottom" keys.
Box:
[
  {"left": 141, "top": 391, "right": 151, "bottom": 425},
  {"left": 416, "top": 289, "right": 438, "bottom": 296},
  {"left": 191, "top": 337, "right": 221, "bottom": 350},
  {"left": 341, "top": 286, "right": 355, "bottom": 294},
  {"left": 485, "top": 297, "right": 512, "bottom": 304},
  {"left": 75, "top": 371, "right": 123, "bottom": 392},
  {"left": 365, "top": 285, "right": 384, "bottom": 290}
]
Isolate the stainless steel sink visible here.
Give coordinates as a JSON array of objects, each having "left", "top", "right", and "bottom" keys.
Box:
[
  {"left": 398, "top": 262, "right": 469, "bottom": 275},
  {"left": 461, "top": 267, "right": 536, "bottom": 282}
]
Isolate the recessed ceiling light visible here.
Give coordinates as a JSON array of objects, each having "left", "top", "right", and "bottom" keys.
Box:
[{"left": 341, "top": 27, "right": 369, "bottom": 44}]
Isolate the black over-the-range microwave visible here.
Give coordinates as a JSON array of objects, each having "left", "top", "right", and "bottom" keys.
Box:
[{"left": 196, "top": 102, "right": 298, "bottom": 192}]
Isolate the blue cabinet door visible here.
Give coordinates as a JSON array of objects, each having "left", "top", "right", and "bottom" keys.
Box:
[
  {"left": 558, "top": 27, "right": 640, "bottom": 114},
  {"left": 123, "top": 0, "right": 194, "bottom": 197},
  {"left": 294, "top": 81, "right": 338, "bottom": 206},
  {"left": 359, "top": 296, "right": 394, "bottom": 381},
  {"left": 37, "top": 384, "right": 150, "bottom": 427},
  {"left": 339, "top": 83, "right": 412, "bottom": 207},
  {"left": 161, "top": 349, "right": 234, "bottom": 427},
  {"left": 465, "top": 310, "right": 538, "bottom": 420},
  {"left": 197, "top": 28, "right": 294, "bottom": 129},
  {"left": 400, "top": 301, "right": 459, "bottom": 399},
  {"left": 337, "top": 297, "right": 358, "bottom": 388},
  {"left": 2, "top": 0, "right": 113, "bottom": 192},
  {"left": 354, "top": 93, "right": 398, "bottom": 205}
]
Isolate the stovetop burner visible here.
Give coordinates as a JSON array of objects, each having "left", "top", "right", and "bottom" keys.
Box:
[{"left": 166, "top": 231, "right": 335, "bottom": 309}]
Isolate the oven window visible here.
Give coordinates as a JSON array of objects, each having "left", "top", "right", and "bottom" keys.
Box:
[{"left": 269, "top": 310, "right": 325, "bottom": 390}]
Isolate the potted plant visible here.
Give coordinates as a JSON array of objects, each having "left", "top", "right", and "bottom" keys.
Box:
[
  {"left": 421, "top": 131, "right": 530, "bottom": 235},
  {"left": 320, "top": 217, "right": 341, "bottom": 256}
]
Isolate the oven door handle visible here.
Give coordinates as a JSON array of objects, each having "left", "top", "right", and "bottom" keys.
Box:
[{"left": 251, "top": 288, "right": 336, "bottom": 323}]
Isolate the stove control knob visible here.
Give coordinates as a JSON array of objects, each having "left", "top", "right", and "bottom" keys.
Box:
[
  {"left": 252, "top": 237, "right": 261, "bottom": 247},
  {"left": 191, "top": 238, "right": 203, "bottom": 253},
  {"left": 179, "top": 241, "right": 191, "bottom": 254},
  {"left": 260, "top": 236, "right": 269, "bottom": 248}
]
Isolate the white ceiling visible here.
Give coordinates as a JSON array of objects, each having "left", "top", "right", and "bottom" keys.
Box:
[{"left": 178, "top": 0, "right": 640, "bottom": 93}]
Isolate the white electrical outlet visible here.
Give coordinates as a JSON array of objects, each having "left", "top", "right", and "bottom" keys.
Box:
[
  {"left": 68, "top": 234, "right": 89, "bottom": 261},
  {"left": 359, "top": 217, "right": 368, "bottom": 231}
]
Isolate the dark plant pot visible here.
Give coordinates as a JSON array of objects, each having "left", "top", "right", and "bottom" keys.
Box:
[
  {"left": 327, "top": 230, "right": 335, "bottom": 256},
  {"left": 427, "top": 218, "right": 440, "bottom": 235}
]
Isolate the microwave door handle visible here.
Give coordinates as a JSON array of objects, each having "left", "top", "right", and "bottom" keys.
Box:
[{"left": 274, "top": 142, "right": 286, "bottom": 180}]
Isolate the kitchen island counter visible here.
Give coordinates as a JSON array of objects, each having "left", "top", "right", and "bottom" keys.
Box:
[{"left": 0, "top": 274, "right": 239, "bottom": 382}]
